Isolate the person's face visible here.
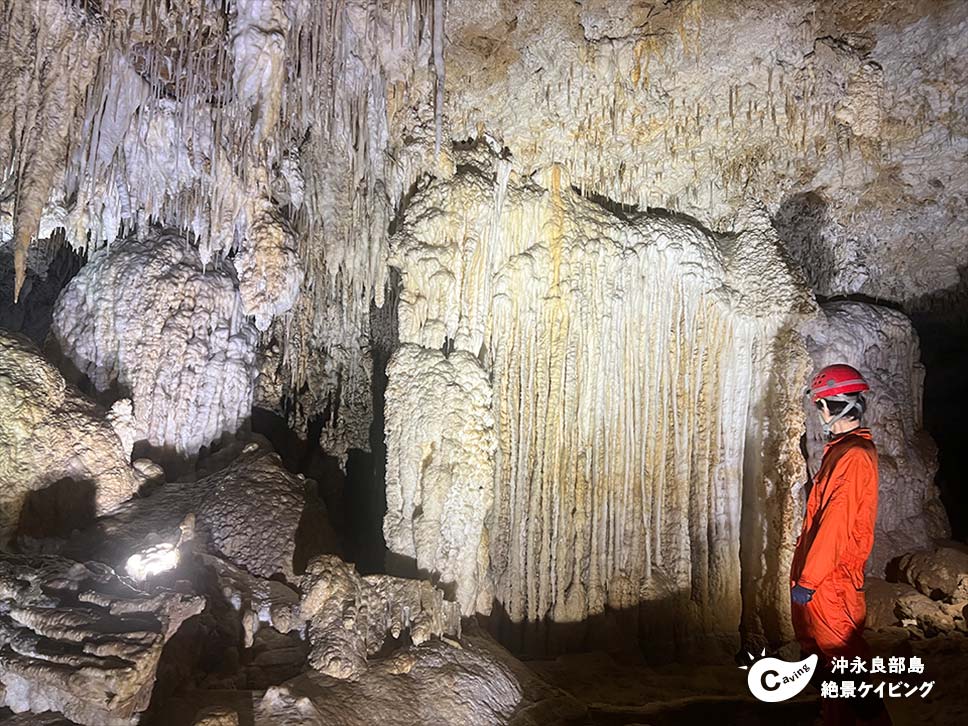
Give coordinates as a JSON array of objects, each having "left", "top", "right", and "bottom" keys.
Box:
[{"left": 815, "top": 398, "right": 832, "bottom": 423}]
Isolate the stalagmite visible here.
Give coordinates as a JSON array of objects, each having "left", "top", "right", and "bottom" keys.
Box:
[{"left": 384, "top": 344, "right": 496, "bottom": 615}]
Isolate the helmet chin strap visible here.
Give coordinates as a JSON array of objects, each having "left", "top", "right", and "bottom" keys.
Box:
[{"left": 819, "top": 399, "right": 856, "bottom": 438}]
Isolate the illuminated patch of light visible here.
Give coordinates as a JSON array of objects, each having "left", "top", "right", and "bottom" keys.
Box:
[{"left": 126, "top": 543, "right": 180, "bottom": 581}]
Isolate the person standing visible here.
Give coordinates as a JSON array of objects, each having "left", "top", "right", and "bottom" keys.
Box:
[{"left": 790, "top": 364, "right": 893, "bottom": 725}]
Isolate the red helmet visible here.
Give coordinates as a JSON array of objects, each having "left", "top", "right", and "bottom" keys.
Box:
[{"left": 809, "top": 364, "right": 869, "bottom": 402}]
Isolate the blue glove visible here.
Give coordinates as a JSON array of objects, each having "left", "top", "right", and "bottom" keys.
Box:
[{"left": 791, "top": 584, "right": 815, "bottom": 605}]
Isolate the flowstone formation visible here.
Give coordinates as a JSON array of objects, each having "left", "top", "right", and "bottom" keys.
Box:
[
  {"left": 442, "top": 0, "right": 968, "bottom": 306},
  {"left": 385, "top": 149, "right": 816, "bottom": 657},
  {"left": 0, "top": 331, "right": 142, "bottom": 545},
  {"left": 802, "top": 301, "right": 951, "bottom": 576},
  {"left": 384, "top": 344, "right": 496, "bottom": 616},
  {"left": 51, "top": 232, "right": 259, "bottom": 459}
]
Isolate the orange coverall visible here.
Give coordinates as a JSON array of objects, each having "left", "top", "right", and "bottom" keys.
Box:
[
  {"left": 790, "top": 428, "right": 878, "bottom": 665},
  {"left": 790, "top": 428, "right": 890, "bottom": 725}
]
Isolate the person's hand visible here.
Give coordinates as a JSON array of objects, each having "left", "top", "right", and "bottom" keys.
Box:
[{"left": 791, "top": 584, "right": 815, "bottom": 605}]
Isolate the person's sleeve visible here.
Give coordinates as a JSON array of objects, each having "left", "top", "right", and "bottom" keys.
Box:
[{"left": 796, "top": 457, "right": 860, "bottom": 590}]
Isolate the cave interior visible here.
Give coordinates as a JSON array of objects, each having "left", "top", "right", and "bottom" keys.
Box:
[{"left": 0, "top": 1, "right": 967, "bottom": 725}]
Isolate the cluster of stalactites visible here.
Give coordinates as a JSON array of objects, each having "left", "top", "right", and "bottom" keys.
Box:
[{"left": 1, "top": 1, "right": 444, "bottom": 449}]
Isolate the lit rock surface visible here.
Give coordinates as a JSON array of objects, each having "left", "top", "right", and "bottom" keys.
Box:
[
  {"left": 442, "top": 0, "right": 968, "bottom": 306},
  {"left": 235, "top": 204, "right": 303, "bottom": 332},
  {"left": 299, "top": 555, "right": 461, "bottom": 680},
  {"left": 62, "top": 463, "right": 467, "bottom": 684},
  {"left": 387, "top": 150, "right": 815, "bottom": 657},
  {"left": 739, "top": 326, "right": 817, "bottom": 651},
  {"left": 0, "top": 0, "right": 104, "bottom": 300},
  {"left": 4, "top": 0, "right": 965, "bottom": 450},
  {"left": 195, "top": 449, "right": 311, "bottom": 581},
  {"left": 895, "top": 545, "right": 968, "bottom": 602},
  {"left": 0, "top": 554, "right": 204, "bottom": 725},
  {"left": 802, "top": 301, "right": 950, "bottom": 577},
  {"left": 0, "top": 0, "right": 437, "bottom": 450},
  {"left": 61, "top": 445, "right": 322, "bottom": 584},
  {"left": 0, "top": 331, "right": 141, "bottom": 545},
  {"left": 51, "top": 232, "right": 259, "bottom": 458}
]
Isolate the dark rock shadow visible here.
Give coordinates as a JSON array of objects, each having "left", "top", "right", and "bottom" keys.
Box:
[
  {"left": 480, "top": 594, "right": 738, "bottom": 666},
  {"left": 773, "top": 191, "right": 831, "bottom": 293},
  {"left": 908, "top": 264, "right": 968, "bottom": 542},
  {"left": 15, "top": 477, "right": 97, "bottom": 544},
  {"left": 0, "top": 240, "right": 85, "bottom": 344}
]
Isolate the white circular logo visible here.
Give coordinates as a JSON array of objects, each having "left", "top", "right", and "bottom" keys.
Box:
[{"left": 741, "top": 651, "right": 818, "bottom": 702}]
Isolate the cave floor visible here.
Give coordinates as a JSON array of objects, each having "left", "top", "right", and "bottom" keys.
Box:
[
  {"left": 527, "top": 629, "right": 968, "bottom": 726},
  {"left": 529, "top": 651, "right": 820, "bottom": 726},
  {"left": 1, "top": 628, "right": 965, "bottom": 725}
]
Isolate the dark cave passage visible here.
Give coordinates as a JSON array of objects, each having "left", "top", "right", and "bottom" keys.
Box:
[{"left": 911, "top": 276, "right": 968, "bottom": 541}]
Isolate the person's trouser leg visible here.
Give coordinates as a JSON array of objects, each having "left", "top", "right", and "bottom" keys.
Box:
[{"left": 793, "top": 577, "right": 894, "bottom": 726}]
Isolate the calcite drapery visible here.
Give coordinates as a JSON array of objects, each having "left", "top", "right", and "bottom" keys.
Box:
[{"left": 386, "top": 152, "right": 815, "bottom": 657}]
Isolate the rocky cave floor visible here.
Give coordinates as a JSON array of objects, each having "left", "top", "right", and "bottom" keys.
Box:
[{"left": 0, "top": 430, "right": 966, "bottom": 726}]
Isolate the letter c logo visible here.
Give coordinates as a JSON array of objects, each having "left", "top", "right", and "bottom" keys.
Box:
[
  {"left": 745, "top": 654, "right": 817, "bottom": 702},
  {"left": 761, "top": 670, "right": 780, "bottom": 691}
]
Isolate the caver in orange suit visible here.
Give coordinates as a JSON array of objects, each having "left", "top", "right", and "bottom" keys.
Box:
[
  {"left": 790, "top": 428, "right": 891, "bottom": 725},
  {"left": 791, "top": 428, "right": 877, "bottom": 664}
]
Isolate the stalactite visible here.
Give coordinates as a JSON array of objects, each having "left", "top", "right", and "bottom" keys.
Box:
[
  {"left": 0, "top": 1, "right": 105, "bottom": 301},
  {"left": 0, "top": 0, "right": 447, "bottom": 456}
]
